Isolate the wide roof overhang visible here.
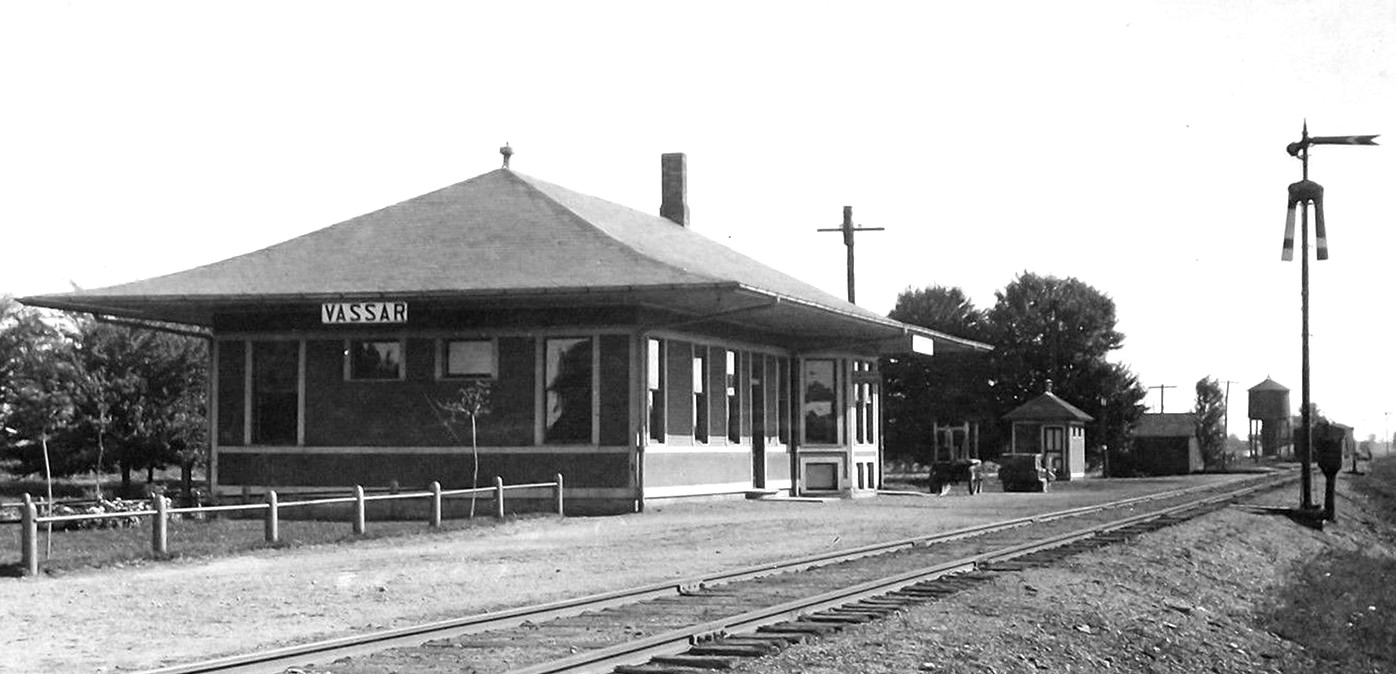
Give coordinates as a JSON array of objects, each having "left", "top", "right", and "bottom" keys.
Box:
[{"left": 22, "top": 282, "right": 990, "bottom": 356}]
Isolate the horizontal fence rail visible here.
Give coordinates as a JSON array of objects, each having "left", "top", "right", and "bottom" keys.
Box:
[{"left": 16, "top": 474, "right": 565, "bottom": 577}]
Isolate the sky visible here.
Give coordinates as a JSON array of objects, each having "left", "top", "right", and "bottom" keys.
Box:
[{"left": 2, "top": 1, "right": 1393, "bottom": 443}]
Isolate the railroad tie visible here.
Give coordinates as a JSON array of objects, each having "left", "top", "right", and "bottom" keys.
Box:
[
  {"left": 758, "top": 621, "right": 842, "bottom": 635},
  {"left": 649, "top": 653, "right": 741, "bottom": 669},
  {"left": 614, "top": 663, "right": 723, "bottom": 674},
  {"left": 687, "top": 641, "right": 779, "bottom": 657}
]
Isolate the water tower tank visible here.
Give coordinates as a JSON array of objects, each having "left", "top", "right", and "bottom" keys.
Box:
[{"left": 1248, "top": 377, "right": 1290, "bottom": 420}]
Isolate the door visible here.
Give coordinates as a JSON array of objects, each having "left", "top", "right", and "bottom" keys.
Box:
[
  {"left": 1043, "top": 425, "right": 1066, "bottom": 476},
  {"left": 751, "top": 378, "right": 766, "bottom": 488}
]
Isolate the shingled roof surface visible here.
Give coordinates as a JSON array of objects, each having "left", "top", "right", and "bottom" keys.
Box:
[
  {"left": 1132, "top": 413, "right": 1199, "bottom": 437},
  {"left": 1002, "top": 390, "right": 1095, "bottom": 422},
  {"left": 23, "top": 166, "right": 993, "bottom": 352},
  {"left": 29, "top": 169, "right": 882, "bottom": 321}
]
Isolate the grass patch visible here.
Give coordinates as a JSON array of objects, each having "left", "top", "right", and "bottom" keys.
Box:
[
  {"left": 1, "top": 510, "right": 551, "bottom": 576},
  {"left": 1263, "top": 548, "right": 1396, "bottom": 669},
  {"left": 1261, "top": 457, "right": 1396, "bottom": 669}
]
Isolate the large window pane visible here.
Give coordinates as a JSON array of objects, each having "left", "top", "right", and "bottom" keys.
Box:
[
  {"left": 648, "top": 339, "right": 665, "bottom": 442},
  {"left": 693, "top": 350, "right": 708, "bottom": 443},
  {"left": 803, "top": 359, "right": 839, "bottom": 445},
  {"left": 252, "top": 341, "right": 298, "bottom": 445},
  {"left": 349, "top": 340, "right": 402, "bottom": 380},
  {"left": 444, "top": 339, "right": 494, "bottom": 378},
  {"left": 545, "top": 337, "right": 593, "bottom": 443}
]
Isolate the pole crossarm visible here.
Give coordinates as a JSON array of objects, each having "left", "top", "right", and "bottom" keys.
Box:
[{"left": 816, "top": 206, "right": 885, "bottom": 304}]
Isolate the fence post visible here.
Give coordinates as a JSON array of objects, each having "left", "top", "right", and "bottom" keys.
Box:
[
  {"left": 353, "top": 485, "right": 366, "bottom": 535},
  {"left": 21, "top": 494, "right": 38, "bottom": 576},
  {"left": 151, "top": 494, "right": 168, "bottom": 556},
  {"left": 555, "top": 473, "right": 565, "bottom": 517},
  {"left": 429, "top": 481, "right": 442, "bottom": 528},
  {"left": 494, "top": 476, "right": 505, "bottom": 521},
  {"left": 265, "top": 490, "right": 280, "bottom": 543}
]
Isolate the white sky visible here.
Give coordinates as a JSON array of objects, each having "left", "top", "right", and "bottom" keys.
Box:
[{"left": 2, "top": 1, "right": 1393, "bottom": 443}]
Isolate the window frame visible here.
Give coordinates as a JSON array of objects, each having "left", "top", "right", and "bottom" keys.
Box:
[
  {"left": 647, "top": 338, "right": 666, "bottom": 443},
  {"left": 438, "top": 338, "right": 497, "bottom": 380},
  {"left": 693, "top": 349, "right": 709, "bottom": 443},
  {"left": 344, "top": 338, "right": 406, "bottom": 382},
  {"left": 801, "top": 357, "right": 842, "bottom": 446},
  {"left": 542, "top": 336, "right": 595, "bottom": 445}
]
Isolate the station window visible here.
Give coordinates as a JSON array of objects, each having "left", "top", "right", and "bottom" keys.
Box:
[
  {"left": 648, "top": 339, "right": 665, "bottom": 442},
  {"left": 802, "top": 358, "right": 840, "bottom": 445},
  {"left": 544, "top": 337, "right": 593, "bottom": 444},
  {"left": 693, "top": 349, "right": 709, "bottom": 443},
  {"left": 442, "top": 339, "right": 495, "bottom": 379},
  {"left": 853, "top": 361, "right": 875, "bottom": 445},
  {"left": 252, "top": 341, "right": 299, "bottom": 445},
  {"left": 347, "top": 340, "right": 403, "bottom": 380},
  {"left": 777, "top": 357, "right": 790, "bottom": 444},
  {"left": 726, "top": 350, "right": 740, "bottom": 443}
]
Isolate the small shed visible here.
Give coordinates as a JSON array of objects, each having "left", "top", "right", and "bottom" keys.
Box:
[
  {"left": 1130, "top": 413, "right": 1203, "bottom": 475},
  {"left": 1002, "top": 382, "right": 1094, "bottom": 481}
]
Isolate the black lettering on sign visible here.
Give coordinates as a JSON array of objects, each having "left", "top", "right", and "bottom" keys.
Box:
[{"left": 321, "top": 302, "right": 410, "bottom": 324}]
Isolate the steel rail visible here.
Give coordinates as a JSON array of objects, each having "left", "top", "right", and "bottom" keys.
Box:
[
  {"left": 140, "top": 472, "right": 1290, "bottom": 674},
  {"left": 505, "top": 472, "right": 1294, "bottom": 674}
]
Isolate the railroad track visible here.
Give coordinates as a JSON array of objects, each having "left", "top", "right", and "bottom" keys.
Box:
[{"left": 145, "top": 472, "right": 1294, "bottom": 674}]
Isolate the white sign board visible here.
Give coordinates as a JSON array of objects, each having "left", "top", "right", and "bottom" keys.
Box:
[
  {"left": 321, "top": 301, "right": 408, "bottom": 324},
  {"left": 911, "top": 334, "right": 935, "bottom": 356}
]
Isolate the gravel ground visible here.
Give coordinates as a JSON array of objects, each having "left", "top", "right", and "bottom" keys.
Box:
[
  {"left": 0, "top": 472, "right": 1290, "bottom": 673},
  {"left": 727, "top": 471, "right": 1396, "bottom": 674}
]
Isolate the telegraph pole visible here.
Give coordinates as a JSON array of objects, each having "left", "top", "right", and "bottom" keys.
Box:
[
  {"left": 1282, "top": 122, "right": 1378, "bottom": 510},
  {"left": 1223, "top": 380, "right": 1238, "bottom": 465},
  {"left": 817, "top": 206, "right": 884, "bottom": 303},
  {"left": 1147, "top": 384, "right": 1177, "bottom": 413}
]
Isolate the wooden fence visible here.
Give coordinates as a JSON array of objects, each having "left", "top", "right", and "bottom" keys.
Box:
[{"left": 17, "top": 474, "right": 565, "bottom": 577}]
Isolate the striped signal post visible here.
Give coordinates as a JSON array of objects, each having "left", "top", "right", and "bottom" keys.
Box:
[{"left": 1281, "top": 122, "right": 1379, "bottom": 511}]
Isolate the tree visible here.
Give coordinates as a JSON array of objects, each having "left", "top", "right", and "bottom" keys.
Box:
[
  {"left": 881, "top": 286, "right": 990, "bottom": 462},
  {"left": 0, "top": 298, "right": 84, "bottom": 479},
  {"left": 69, "top": 319, "right": 208, "bottom": 496},
  {"left": 1194, "top": 376, "right": 1227, "bottom": 469},
  {"left": 434, "top": 381, "right": 492, "bottom": 518},
  {"left": 982, "top": 273, "right": 1146, "bottom": 463}
]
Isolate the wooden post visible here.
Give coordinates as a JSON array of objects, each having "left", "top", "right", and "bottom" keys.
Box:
[
  {"left": 353, "top": 485, "right": 366, "bottom": 535},
  {"left": 494, "top": 476, "right": 505, "bottom": 520},
  {"left": 429, "top": 481, "right": 442, "bottom": 528},
  {"left": 554, "top": 473, "right": 565, "bottom": 517},
  {"left": 151, "top": 494, "right": 168, "bottom": 556},
  {"left": 21, "top": 494, "right": 38, "bottom": 576},
  {"left": 265, "top": 490, "right": 280, "bottom": 543}
]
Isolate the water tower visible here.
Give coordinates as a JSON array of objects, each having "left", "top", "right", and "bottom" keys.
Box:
[{"left": 1248, "top": 377, "right": 1291, "bottom": 458}]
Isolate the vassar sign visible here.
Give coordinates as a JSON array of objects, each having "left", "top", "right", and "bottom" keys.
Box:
[{"left": 321, "top": 302, "right": 408, "bottom": 324}]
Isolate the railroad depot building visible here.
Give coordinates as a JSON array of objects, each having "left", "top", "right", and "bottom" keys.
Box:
[{"left": 23, "top": 154, "right": 988, "bottom": 513}]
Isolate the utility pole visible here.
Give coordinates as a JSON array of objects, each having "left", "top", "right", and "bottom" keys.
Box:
[
  {"left": 1147, "top": 384, "right": 1176, "bottom": 413},
  {"left": 1223, "top": 380, "right": 1238, "bottom": 465},
  {"left": 1281, "top": 122, "right": 1378, "bottom": 511},
  {"left": 817, "top": 206, "right": 884, "bottom": 304}
]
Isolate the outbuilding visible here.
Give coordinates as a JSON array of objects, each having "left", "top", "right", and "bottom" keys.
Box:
[
  {"left": 1129, "top": 413, "right": 1203, "bottom": 475},
  {"left": 1002, "top": 382, "right": 1093, "bottom": 480},
  {"left": 23, "top": 153, "right": 989, "bottom": 513}
]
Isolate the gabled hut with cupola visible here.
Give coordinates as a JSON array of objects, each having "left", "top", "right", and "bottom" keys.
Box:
[{"left": 22, "top": 151, "right": 989, "bottom": 513}]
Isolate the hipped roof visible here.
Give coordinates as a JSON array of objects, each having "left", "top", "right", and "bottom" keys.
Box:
[
  {"left": 1003, "top": 390, "right": 1095, "bottom": 422},
  {"left": 1132, "top": 413, "right": 1199, "bottom": 438},
  {"left": 21, "top": 168, "right": 989, "bottom": 354}
]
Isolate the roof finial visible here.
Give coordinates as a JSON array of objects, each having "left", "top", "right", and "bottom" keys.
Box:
[
  {"left": 1044, "top": 378, "right": 1054, "bottom": 393},
  {"left": 500, "top": 142, "right": 513, "bottom": 169}
]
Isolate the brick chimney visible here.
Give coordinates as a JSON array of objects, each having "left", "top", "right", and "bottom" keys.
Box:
[{"left": 660, "top": 152, "right": 688, "bottom": 227}]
